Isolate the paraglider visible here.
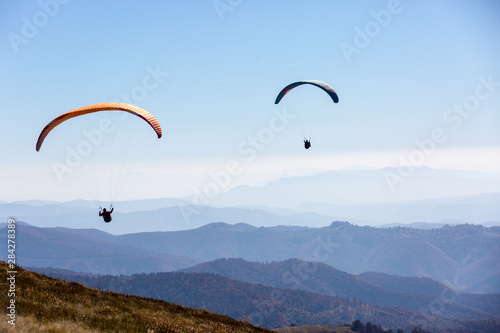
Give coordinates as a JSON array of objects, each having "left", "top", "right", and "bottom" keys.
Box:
[
  {"left": 99, "top": 205, "right": 114, "bottom": 223},
  {"left": 304, "top": 138, "right": 311, "bottom": 149},
  {"left": 274, "top": 80, "right": 339, "bottom": 105},
  {"left": 275, "top": 80, "right": 339, "bottom": 149},
  {"left": 36, "top": 103, "right": 162, "bottom": 222},
  {"left": 36, "top": 102, "right": 162, "bottom": 151}
]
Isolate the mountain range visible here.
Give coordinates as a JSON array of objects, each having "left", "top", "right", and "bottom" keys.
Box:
[
  {"left": 2, "top": 221, "right": 499, "bottom": 293},
  {"left": 30, "top": 259, "right": 500, "bottom": 331},
  {"left": 210, "top": 167, "right": 500, "bottom": 208},
  {"left": 1, "top": 192, "right": 499, "bottom": 235},
  {"left": 2, "top": 168, "right": 500, "bottom": 234},
  {"left": 183, "top": 258, "right": 499, "bottom": 318}
]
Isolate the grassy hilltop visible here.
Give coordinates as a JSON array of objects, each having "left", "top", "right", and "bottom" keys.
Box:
[{"left": 0, "top": 261, "right": 271, "bottom": 333}]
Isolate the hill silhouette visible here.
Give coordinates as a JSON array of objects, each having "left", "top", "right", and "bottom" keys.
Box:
[
  {"left": 182, "top": 258, "right": 500, "bottom": 320},
  {"left": 0, "top": 223, "right": 202, "bottom": 275}
]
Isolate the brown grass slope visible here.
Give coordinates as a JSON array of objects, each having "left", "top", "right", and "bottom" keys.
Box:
[
  {"left": 0, "top": 261, "right": 272, "bottom": 333},
  {"left": 273, "top": 325, "right": 354, "bottom": 333}
]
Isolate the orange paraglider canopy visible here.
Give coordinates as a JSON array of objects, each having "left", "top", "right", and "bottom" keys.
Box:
[{"left": 36, "top": 102, "right": 162, "bottom": 151}]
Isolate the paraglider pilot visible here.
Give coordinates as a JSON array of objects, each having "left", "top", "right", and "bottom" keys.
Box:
[
  {"left": 99, "top": 205, "right": 114, "bottom": 223},
  {"left": 304, "top": 138, "right": 311, "bottom": 149}
]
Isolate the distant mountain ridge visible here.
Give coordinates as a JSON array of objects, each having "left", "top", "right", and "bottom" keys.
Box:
[
  {"left": 211, "top": 167, "right": 500, "bottom": 208},
  {"left": 0, "top": 224, "right": 203, "bottom": 275},
  {"left": 114, "top": 221, "right": 500, "bottom": 293},
  {"left": 182, "top": 258, "right": 499, "bottom": 318},
  {"left": 2, "top": 167, "right": 499, "bottom": 232},
  {"left": 2, "top": 221, "right": 498, "bottom": 292},
  {"left": 1, "top": 202, "right": 336, "bottom": 234}
]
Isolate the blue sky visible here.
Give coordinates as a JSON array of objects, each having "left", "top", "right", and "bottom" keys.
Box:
[{"left": 1, "top": 0, "right": 499, "bottom": 202}]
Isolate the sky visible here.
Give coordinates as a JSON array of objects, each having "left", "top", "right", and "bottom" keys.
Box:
[{"left": 1, "top": 0, "right": 499, "bottom": 203}]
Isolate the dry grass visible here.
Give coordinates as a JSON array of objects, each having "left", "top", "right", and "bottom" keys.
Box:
[
  {"left": 0, "top": 315, "right": 97, "bottom": 332},
  {"left": 272, "top": 325, "right": 355, "bottom": 333},
  {"left": 1, "top": 262, "right": 271, "bottom": 333}
]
